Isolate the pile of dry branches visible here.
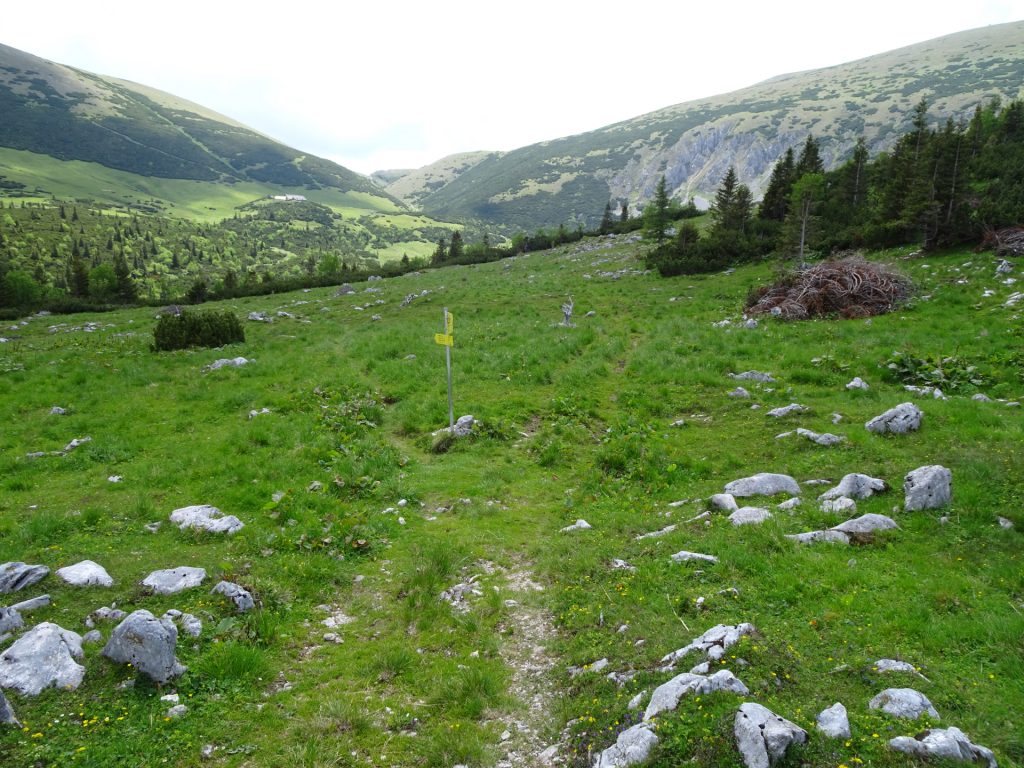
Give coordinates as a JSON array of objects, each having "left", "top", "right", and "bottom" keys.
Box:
[
  {"left": 981, "top": 227, "right": 1024, "bottom": 256},
  {"left": 746, "top": 255, "right": 913, "bottom": 320}
]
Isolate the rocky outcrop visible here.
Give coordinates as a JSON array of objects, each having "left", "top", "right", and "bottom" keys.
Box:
[
  {"left": 734, "top": 702, "right": 807, "bottom": 768},
  {"left": 889, "top": 727, "right": 997, "bottom": 767},
  {"left": 0, "top": 622, "right": 85, "bottom": 695},
  {"left": 102, "top": 610, "right": 185, "bottom": 684}
]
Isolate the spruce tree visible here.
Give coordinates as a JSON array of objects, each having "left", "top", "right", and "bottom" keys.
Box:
[
  {"left": 711, "top": 167, "right": 738, "bottom": 230},
  {"left": 643, "top": 176, "right": 671, "bottom": 244},
  {"left": 599, "top": 202, "right": 614, "bottom": 234},
  {"left": 69, "top": 252, "right": 89, "bottom": 298},
  {"left": 758, "top": 149, "right": 795, "bottom": 221},
  {"left": 795, "top": 135, "right": 824, "bottom": 176},
  {"left": 448, "top": 231, "right": 464, "bottom": 262}
]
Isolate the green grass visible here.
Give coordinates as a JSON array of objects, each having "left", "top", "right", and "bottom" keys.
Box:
[{"left": 0, "top": 235, "right": 1022, "bottom": 767}]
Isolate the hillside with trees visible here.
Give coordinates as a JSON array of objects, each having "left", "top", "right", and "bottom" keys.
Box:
[{"left": 409, "top": 22, "right": 1024, "bottom": 233}]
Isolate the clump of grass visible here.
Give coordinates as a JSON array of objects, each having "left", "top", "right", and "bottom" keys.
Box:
[{"left": 194, "top": 641, "right": 270, "bottom": 685}]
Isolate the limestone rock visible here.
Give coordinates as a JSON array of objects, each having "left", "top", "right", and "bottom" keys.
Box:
[
  {"left": 10, "top": 595, "right": 50, "bottom": 613},
  {"left": 0, "top": 622, "right": 85, "bottom": 695},
  {"left": 49, "top": 406, "right": 67, "bottom": 415},
  {"left": 729, "top": 371, "right": 776, "bottom": 383},
  {"left": 0, "top": 688, "right": 18, "bottom": 726},
  {"left": 728, "top": 387, "right": 751, "bottom": 398},
  {"left": 709, "top": 493, "right": 739, "bottom": 512},
  {"left": 645, "top": 670, "right": 749, "bottom": 720},
  {"left": 164, "top": 610, "right": 202, "bottom": 638},
  {"left": 846, "top": 377, "right": 869, "bottom": 390},
  {"left": 560, "top": 519, "right": 592, "bottom": 532},
  {"left": 169, "top": 505, "right": 244, "bottom": 534},
  {"left": 0, "top": 607, "right": 24, "bottom": 634},
  {"left": 203, "top": 357, "right": 249, "bottom": 373},
  {"left": 767, "top": 403, "right": 808, "bottom": 418},
  {"left": 453, "top": 415, "right": 475, "bottom": 436},
  {"left": 725, "top": 473, "right": 800, "bottom": 498},
  {"left": 734, "top": 702, "right": 807, "bottom": 768},
  {"left": 997, "top": 516, "right": 1014, "bottom": 530},
  {"left": 777, "top": 497, "right": 801, "bottom": 511},
  {"left": 0, "top": 562, "right": 49, "bottom": 594},
  {"left": 594, "top": 723, "right": 658, "bottom": 768},
  {"left": 661, "top": 623, "right": 756, "bottom": 666},
  {"left": 82, "top": 630, "right": 103, "bottom": 644},
  {"left": 211, "top": 581, "right": 255, "bottom": 612},
  {"left": 142, "top": 567, "right": 207, "bottom": 595},
  {"left": 816, "top": 703, "right": 851, "bottom": 739},
  {"left": 821, "top": 497, "right": 857, "bottom": 514},
  {"left": 670, "top": 551, "right": 718, "bottom": 565},
  {"left": 56, "top": 560, "right": 113, "bottom": 587},
  {"left": 729, "top": 507, "right": 772, "bottom": 526},
  {"left": 102, "top": 610, "right": 185, "bottom": 684},
  {"left": 903, "top": 465, "right": 952, "bottom": 511},
  {"left": 832, "top": 514, "right": 899, "bottom": 536},
  {"left": 972, "top": 393, "right": 993, "bottom": 403},
  {"left": 785, "top": 530, "right": 850, "bottom": 545},
  {"left": 889, "top": 727, "right": 996, "bottom": 768},
  {"left": 791, "top": 428, "right": 844, "bottom": 446},
  {"left": 819, "top": 473, "right": 888, "bottom": 501},
  {"left": 865, "top": 402, "right": 923, "bottom": 434},
  {"left": 874, "top": 659, "right": 928, "bottom": 681},
  {"left": 869, "top": 688, "right": 940, "bottom": 720}
]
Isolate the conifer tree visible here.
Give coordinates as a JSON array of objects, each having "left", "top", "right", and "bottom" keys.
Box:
[
  {"left": 795, "top": 135, "right": 824, "bottom": 176},
  {"left": 448, "top": 230, "right": 464, "bottom": 262},
  {"left": 599, "top": 202, "right": 614, "bottom": 234},
  {"left": 758, "top": 149, "right": 795, "bottom": 221},
  {"left": 69, "top": 252, "right": 89, "bottom": 298},
  {"left": 643, "top": 176, "right": 671, "bottom": 244},
  {"left": 711, "top": 167, "right": 738, "bottom": 229}
]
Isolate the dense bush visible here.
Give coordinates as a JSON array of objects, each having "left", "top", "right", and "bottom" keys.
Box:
[{"left": 152, "top": 308, "right": 245, "bottom": 351}]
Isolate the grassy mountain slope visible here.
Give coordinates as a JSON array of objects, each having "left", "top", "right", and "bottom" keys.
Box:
[
  {"left": 0, "top": 237, "right": 1021, "bottom": 767},
  {"left": 372, "top": 151, "right": 502, "bottom": 208},
  {"left": 417, "top": 21, "right": 1024, "bottom": 232},
  {"left": 0, "top": 43, "right": 401, "bottom": 210}
]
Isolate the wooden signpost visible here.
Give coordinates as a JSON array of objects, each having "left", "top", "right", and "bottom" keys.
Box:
[{"left": 435, "top": 308, "right": 455, "bottom": 432}]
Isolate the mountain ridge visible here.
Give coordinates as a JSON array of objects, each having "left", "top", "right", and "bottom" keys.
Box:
[
  {"left": 396, "top": 21, "right": 1024, "bottom": 232},
  {"left": 0, "top": 42, "right": 399, "bottom": 206}
]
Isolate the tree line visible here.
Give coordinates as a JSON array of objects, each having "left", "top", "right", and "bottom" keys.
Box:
[{"left": 647, "top": 97, "right": 1024, "bottom": 275}]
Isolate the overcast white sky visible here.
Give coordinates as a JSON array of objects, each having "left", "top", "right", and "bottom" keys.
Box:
[{"left": 3, "top": 1, "right": 1021, "bottom": 175}]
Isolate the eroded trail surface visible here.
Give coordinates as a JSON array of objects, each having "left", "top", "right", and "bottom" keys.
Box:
[{"left": 494, "top": 568, "right": 560, "bottom": 768}]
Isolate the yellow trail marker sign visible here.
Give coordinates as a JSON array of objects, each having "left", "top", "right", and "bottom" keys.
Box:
[{"left": 434, "top": 333, "right": 454, "bottom": 347}]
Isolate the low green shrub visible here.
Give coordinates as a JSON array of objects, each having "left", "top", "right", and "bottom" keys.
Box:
[{"left": 152, "top": 309, "right": 245, "bottom": 351}]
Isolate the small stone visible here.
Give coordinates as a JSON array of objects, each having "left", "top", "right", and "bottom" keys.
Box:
[
  {"left": 108, "top": 475, "right": 123, "bottom": 483},
  {"left": 0, "top": 622, "right": 85, "bottom": 695},
  {"left": 729, "top": 371, "right": 775, "bottom": 383},
  {"left": 724, "top": 473, "right": 800, "bottom": 498},
  {"left": 998, "top": 516, "right": 1014, "bottom": 529},
  {"left": 816, "top": 702, "right": 851, "bottom": 739},
  {"left": 212, "top": 581, "right": 255, "bottom": 612},
  {"left": 103, "top": 609, "right": 186, "bottom": 684},
  {"left": 560, "top": 519, "right": 592, "bottom": 532},
  {"left": 594, "top": 723, "right": 658, "bottom": 768},
  {"left": 728, "top": 387, "right": 750, "bottom": 398},
  {"left": 142, "top": 567, "right": 207, "bottom": 595},
  {"left": 819, "top": 473, "right": 888, "bottom": 501},
  {"left": 729, "top": 507, "right": 772, "bottom": 526},
  {"left": 866, "top": 402, "right": 923, "bottom": 435},
  {"left": 734, "top": 702, "right": 807, "bottom": 768},
  {"left": 56, "top": 560, "right": 114, "bottom": 588},
  {"left": 821, "top": 497, "right": 857, "bottom": 514},
  {"left": 869, "top": 688, "right": 940, "bottom": 720},
  {"left": 169, "top": 505, "right": 243, "bottom": 534},
  {"left": 50, "top": 406, "right": 67, "bottom": 415},
  {"left": 166, "top": 704, "right": 188, "bottom": 718},
  {"left": 627, "top": 691, "right": 646, "bottom": 710},
  {"left": 832, "top": 513, "right": 899, "bottom": 536},
  {"left": 889, "top": 727, "right": 996, "bottom": 767},
  {"left": 767, "top": 403, "right": 808, "bottom": 418},
  {"left": 670, "top": 551, "right": 718, "bottom": 565},
  {"left": 645, "top": 670, "right": 749, "bottom": 720},
  {"left": 307, "top": 481, "right": 323, "bottom": 492},
  {"left": 0, "top": 562, "right": 49, "bottom": 594},
  {"left": 777, "top": 498, "right": 801, "bottom": 511},
  {"left": 0, "top": 688, "right": 19, "bottom": 726},
  {"left": 904, "top": 465, "right": 952, "bottom": 511},
  {"left": 710, "top": 493, "right": 739, "bottom": 512},
  {"left": 846, "top": 377, "right": 869, "bottom": 390}
]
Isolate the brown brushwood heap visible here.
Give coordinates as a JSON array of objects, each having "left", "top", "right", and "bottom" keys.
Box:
[
  {"left": 981, "top": 226, "right": 1024, "bottom": 256},
  {"left": 746, "top": 255, "right": 912, "bottom": 320}
]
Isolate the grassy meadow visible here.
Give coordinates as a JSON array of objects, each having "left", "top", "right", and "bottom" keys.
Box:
[{"left": 0, "top": 235, "right": 1021, "bottom": 768}]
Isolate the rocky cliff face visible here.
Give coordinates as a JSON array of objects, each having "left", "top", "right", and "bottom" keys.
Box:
[{"left": 410, "top": 21, "right": 1024, "bottom": 230}]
